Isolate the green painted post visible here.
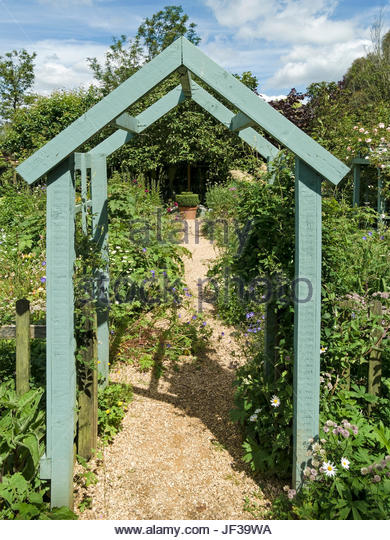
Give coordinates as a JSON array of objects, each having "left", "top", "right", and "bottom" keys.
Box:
[
  {"left": 15, "top": 299, "right": 30, "bottom": 395},
  {"left": 44, "top": 156, "right": 76, "bottom": 508},
  {"left": 264, "top": 302, "right": 277, "bottom": 381},
  {"left": 90, "top": 153, "right": 109, "bottom": 386},
  {"left": 80, "top": 153, "right": 88, "bottom": 235},
  {"left": 377, "top": 169, "right": 385, "bottom": 223},
  {"left": 353, "top": 164, "right": 360, "bottom": 207},
  {"left": 293, "top": 158, "right": 322, "bottom": 488}
]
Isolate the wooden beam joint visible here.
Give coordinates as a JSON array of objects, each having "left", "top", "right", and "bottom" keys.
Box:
[
  {"left": 230, "top": 111, "right": 255, "bottom": 132},
  {"left": 178, "top": 67, "right": 192, "bottom": 98}
]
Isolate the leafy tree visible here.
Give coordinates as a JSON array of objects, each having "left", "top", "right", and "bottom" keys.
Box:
[
  {"left": 0, "top": 49, "right": 36, "bottom": 121},
  {"left": 343, "top": 19, "right": 390, "bottom": 107},
  {"left": 234, "top": 71, "right": 259, "bottom": 92},
  {"left": 136, "top": 5, "right": 201, "bottom": 61},
  {"left": 88, "top": 5, "right": 201, "bottom": 95},
  {"left": 1, "top": 87, "right": 101, "bottom": 160},
  {"left": 87, "top": 35, "right": 143, "bottom": 95}
]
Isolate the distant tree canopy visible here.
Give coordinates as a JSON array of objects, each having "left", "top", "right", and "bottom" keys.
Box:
[
  {"left": 344, "top": 28, "right": 390, "bottom": 106},
  {"left": 88, "top": 5, "right": 201, "bottom": 94},
  {"left": 0, "top": 49, "right": 36, "bottom": 122}
]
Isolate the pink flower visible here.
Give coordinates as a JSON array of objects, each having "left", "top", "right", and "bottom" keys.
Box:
[
  {"left": 323, "top": 425, "right": 329, "bottom": 433},
  {"left": 366, "top": 138, "right": 372, "bottom": 143},
  {"left": 359, "top": 127, "right": 365, "bottom": 133},
  {"left": 353, "top": 126, "right": 358, "bottom": 130}
]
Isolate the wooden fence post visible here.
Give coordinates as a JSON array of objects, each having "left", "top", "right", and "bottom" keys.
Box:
[
  {"left": 90, "top": 153, "right": 109, "bottom": 388},
  {"left": 353, "top": 163, "right": 360, "bottom": 207},
  {"left": 44, "top": 156, "right": 76, "bottom": 509},
  {"left": 78, "top": 304, "right": 98, "bottom": 460},
  {"left": 264, "top": 301, "right": 277, "bottom": 381},
  {"left": 293, "top": 158, "right": 322, "bottom": 488},
  {"left": 368, "top": 300, "right": 382, "bottom": 414},
  {"left": 16, "top": 299, "right": 30, "bottom": 395}
]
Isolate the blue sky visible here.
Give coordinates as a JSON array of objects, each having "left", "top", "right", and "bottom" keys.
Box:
[{"left": 0, "top": 0, "right": 388, "bottom": 99}]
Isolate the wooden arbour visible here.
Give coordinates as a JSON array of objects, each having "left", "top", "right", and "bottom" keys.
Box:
[{"left": 16, "top": 37, "right": 349, "bottom": 508}]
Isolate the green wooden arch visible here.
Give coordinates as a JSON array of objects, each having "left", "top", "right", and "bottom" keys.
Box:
[{"left": 16, "top": 37, "right": 349, "bottom": 508}]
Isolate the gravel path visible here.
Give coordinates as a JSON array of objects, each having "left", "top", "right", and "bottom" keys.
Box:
[{"left": 76, "top": 221, "right": 272, "bottom": 519}]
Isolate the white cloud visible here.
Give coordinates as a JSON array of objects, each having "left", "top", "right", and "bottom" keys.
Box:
[
  {"left": 269, "top": 38, "right": 370, "bottom": 87},
  {"left": 204, "top": 0, "right": 377, "bottom": 91},
  {"left": 30, "top": 39, "right": 107, "bottom": 94},
  {"left": 259, "top": 93, "right": 287, "bottom": 102}
]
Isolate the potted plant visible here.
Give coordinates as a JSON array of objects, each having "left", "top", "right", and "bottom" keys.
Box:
[{"left": 176, "top": 191, "right": 200, "bottom": 220}]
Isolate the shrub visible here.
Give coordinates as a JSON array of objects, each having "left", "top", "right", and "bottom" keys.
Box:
[{"left": 176, "top": 191, "right": 199, "bottom": 207}]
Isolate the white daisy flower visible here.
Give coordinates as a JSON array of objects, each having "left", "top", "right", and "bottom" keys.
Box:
[
  {"left": 322, "top": 461, "right": 337, "bottom": 477},
  {"left": 271, "top": 395, "right": 280, "bottom": 408},
  {"left": 320, "top": 347, "right": 328, "bottom": 354},
  {"left": 249, "top": 414, "right": 258, "bottom": 422},
  {"left": 341, "top": 457, "right": 350, "bottom": 470}
]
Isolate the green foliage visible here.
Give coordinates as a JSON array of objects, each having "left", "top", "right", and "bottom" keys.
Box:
[
  {"left": 97, "top": 382, "right": 133, "bottom": 444},
  {"left": 1, "top": 87, "right": 100, "bottom": 160},
  {"left": 0, "top": 381, "right": 45, "bottom": 479},
  {"left": 344, "top": 23, "right": 390, "bottom": 107},
  {"left": 0, "top": 473, "right": 77, "bottom": 520},
  {"left": 231, "top": 354, "right": 293, "bottom": 475},
  {"left": 176, "top": 191, "right": 199, "bottom": 207},
  {"left": 0, "top": 49, "right": 36, "bottom": 122},
  {"left": 136, "top": 5, "right": 201, "bottom": 61},
  {"left": 233, "top": 71, "right": 259, "bottom": 92},
  {"left": 87, "top": 34, "right": 143, "bottom": 94}
]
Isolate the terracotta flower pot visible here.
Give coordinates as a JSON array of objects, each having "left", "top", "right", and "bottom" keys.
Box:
[{"left": 179, "top": 205, "right": 198, "bottom": 220}]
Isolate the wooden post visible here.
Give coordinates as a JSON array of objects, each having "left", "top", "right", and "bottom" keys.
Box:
[
  {"left": 16, "top": 299, "right": 30, "bottom": 395},
  {"left": 353, "top": 163, "right": 360, "bottom": 207},
  {"left": 90, "top": 153, "right": 109, "bottom": 387},
  {"left": 368, "top": 300, "right": 382, "bottom": 414},
  {"left": 78, "top": 304, "right": 98, "bottom": 459},
  {"left": 80, "top": 153, "right": 88, "bottom": 235},
  {"left": 264, "top": 301, "right": 277, "bottom": 381},
  {"left": 377, "top": 169, "right": 385, "bottom": 223},
  {"left": 43, "top": 156, "right": 76, "bottom": 509},
  {"left": 293, "top": 158, "right": 322, "bottom": 488}
]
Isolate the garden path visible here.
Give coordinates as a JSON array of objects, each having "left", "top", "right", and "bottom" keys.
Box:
[{"left": 76, "top": 222, "right": 274, "bottom": 519}]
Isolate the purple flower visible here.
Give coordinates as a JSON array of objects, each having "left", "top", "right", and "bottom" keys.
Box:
[
  {"left": 323, "top": 425, "right": 329, "bottom": 433},
  {"left": 192, "top": 315, "right": 197, "bottom": 320},
  {"left": 246, "top": 312, "right": 254, "bottom": 319},
  {"left": 166, "top": 343, "right": 171, "bottom": 348},
  {"left": 368, "top": 231, "right": 373, "bottom": 236},
  {"left": 380, "top": 235, "right": 384, "bottom": 240},
  {"left": 342, "top": 429, "right": 350, "bottom": 439},
  {"left": 40, "top": 277, "right": 46, "bottom": 283},
  {"left": 150, "top": 270, "right": 155, "bottom": 277},
  {"left": 202, "top": 321, "right": 207, "bottom": 326},
  {"left": 362, "top": 236, "right": 367, "bottom": 240},
  {"left": 221, "top": 332, "right": 224, "bottom": 336},
  {"left": 41, "top": 261, "right": 46, "bottom": 266},
  {"left": 142, "top": 248, "right": 147, "bottom": 253}
]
